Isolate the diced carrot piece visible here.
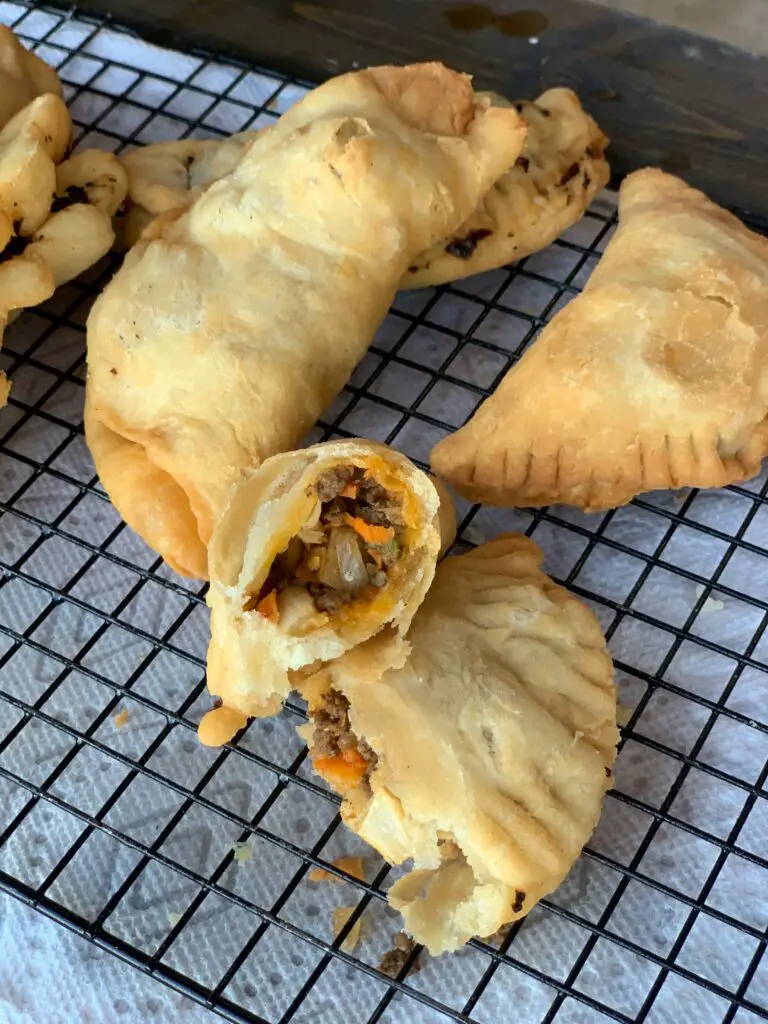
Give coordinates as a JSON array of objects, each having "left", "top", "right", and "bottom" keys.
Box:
[
  {"left": 341, "top": 748, "right": 368, "bottom": 768},
  {"left": 340, "top": 480, "right": 359, "bottom": 499},
  {"left": 343, "top": 514, "right": 395, "bottom": 546},
  {"left": 256, "top": 590, "right": 279, "bottom": 622},
  {"left": 313, "top": 753, "right": 368, "bottom": 792}
]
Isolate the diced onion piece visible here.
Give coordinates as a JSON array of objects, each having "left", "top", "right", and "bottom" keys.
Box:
[{"left": 318, "top": 527, "right": 369, "bottom": 591}]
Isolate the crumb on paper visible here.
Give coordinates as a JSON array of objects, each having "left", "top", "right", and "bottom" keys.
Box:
[
  {"left": 296, "top": 722, "right": 314, "bottom": 744},
  {"left": 113, "top": 709, "right": 129, "bottom": 729},
  {"left": 167, "top": 912, "right": 182, "bottom": 927},
  {"left": 694, "top": 584, "right": 725, "bottom": 613},
  {"left": 332, "top": 905, "right": 362, "bottom": 953},
  {"left": 616, "top": 704, "right": 634, "bottom": 727},
  {"left": 378, "top": 932, "right": 420, "bottom": 977},
  {"left": 309, "top": 855, "right": 366, "bottom": 885},
  {"left": 231, "top": 840, "right": 253, "bottom": 865}
]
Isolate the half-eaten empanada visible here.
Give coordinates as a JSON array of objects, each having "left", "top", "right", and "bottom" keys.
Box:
[
  {"left": 199, "top": 440, "right": 448, "bottom": 745},
  {"left": 0, "top": 26, "right": 62, "bottom": 130},
  {"left": 301, "top": 533, "right": 618, "bottom": 954},
  {"left": 402, "top": 88, "right": 609, "bottom": 289},
  {"left": 85, "top": 62, "right": 525, "bottom": 578},
  {"left": 431, "top": 168, "right": 768, "bottom": 512}
]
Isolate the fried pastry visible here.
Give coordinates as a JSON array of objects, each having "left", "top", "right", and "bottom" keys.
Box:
[
  {"left": 431, "top": 168, "right": 768, "bottom": 511},
  {"left": 402, "top": 88, "right": 609, "bottom": 288},
  {"left": 121, "top": 131, "right": 259, "bottom": 217},
  {"left": 85, "top": 62, "right": 526, "bottom": 578},
  {"left": 0, "top": 25, "right": 62, "bottom": 130},
  {"left": 301, "top": 534, "right": 618, "bottom": 954},
  {"left": 199, "top": 440, "right": 447, "bottom": 745}
]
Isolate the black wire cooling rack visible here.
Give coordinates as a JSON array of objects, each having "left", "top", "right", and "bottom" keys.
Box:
[{"left": 1, "top": 3, "right": 767, "bottom": 1023}]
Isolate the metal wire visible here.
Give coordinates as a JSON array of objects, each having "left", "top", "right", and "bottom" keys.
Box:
[{"left": 0, "top": 3, "right": 767, "bottom": 1023}]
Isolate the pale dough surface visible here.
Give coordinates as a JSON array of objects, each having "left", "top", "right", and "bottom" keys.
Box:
[
  {"left": 85, "top": 62, "right": 525, "bottom": 578},
  {"left": 431, "top": 168, "right": 768, "bottom": 511},
  {"left": 305, "top": 534, "right": 618, "bottom": 953}
]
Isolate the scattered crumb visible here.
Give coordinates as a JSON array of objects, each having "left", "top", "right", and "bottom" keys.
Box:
[
  {"left": 231, "top": 840, "right": 253, "bottom": 865},
  {"left": 167, "top": 912, "right": 182, "bottom": 927},
  {"left": 296, "top": 722, "right": 314, "bottom": 744},
  {"left": 378, "top": 932, "right": 420, "bottom": 977},
  {"left": 113, "top": 709, "right": 129, "bottom": 729},
  {"left": 309, "top": 855, "right": 366, "bottom": 884},
  {"left": 332, "top": 906, "right": 362, "bottom": 953},
  {"left": 616, "top": 704, "right": 634, "bottom": 727},
  {"left": 694, "top": 584, "right": 725, "bottom": 613},
  {"left": 463, "top": 524, "right": 485, "bottom": 545}
]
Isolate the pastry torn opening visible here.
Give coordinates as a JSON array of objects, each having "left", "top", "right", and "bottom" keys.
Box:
[
  {"left": 243, "top": 463, "right": 410, "bottom": 636},
  {"left": 309, "top": 685, "right": 379, "bottom": 794}
]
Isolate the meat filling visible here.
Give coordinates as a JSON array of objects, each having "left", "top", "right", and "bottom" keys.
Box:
[
  {"left": 244, "top": 465, "right": 405, "bottom": 620},
  {"left": 311, "top": 687, "right": 378, "bottom": 793}
]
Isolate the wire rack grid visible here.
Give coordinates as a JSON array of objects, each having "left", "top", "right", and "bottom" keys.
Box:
[{"left": 0, "top": 3, "right": 767, "bottom": 1023}]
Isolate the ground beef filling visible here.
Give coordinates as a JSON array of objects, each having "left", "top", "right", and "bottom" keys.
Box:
[
  {"left": 311, "top": 687, "right": 378, "bottom": 792},
  {"left": 245, "top": 465, "right": 405, "bottom": 619}
]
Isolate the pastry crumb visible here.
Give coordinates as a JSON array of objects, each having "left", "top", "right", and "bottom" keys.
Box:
[
  {"left": 231, "top": 840, "right": 253, "bottom": 865},
  {"left": 332, "top": 906, "right": 362, "bottom": 952},
  {"left": 694, "top": 584, "right": 724, "bottom": 613},
  {"left": 378, "top": 932, "right": 419, "bottom": 977},
  {"left": 167, "top": 911, "right": 182, "bottom": 927},
  {"left": 113, "top": 709, "right": 129, "bottom": 729},
  {"left": 309, "top": 855, "right": 365, "bottom": 884},
  {"left": 616, "top": 704, "right": 634, "bottom": 727}
]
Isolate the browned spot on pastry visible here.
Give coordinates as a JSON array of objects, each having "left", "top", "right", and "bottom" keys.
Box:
[
  {"left": 584, "top": 171, "right": 592, "bottom": 190},
  {"left": 445, "top": 228, "right": 493, "bottom": 260},
  {"left": 586, "top": 145, "right": 596, "bottom": 159},
  {"left": 212, "top": 696, "right": 223, "bottom": 709},
  {"left": 515, "top": 156, "right": 530, "bottom": 172},
  {"left": 605, "top": 766, "right": 612, "bottom": 778},
  {"left": 50, "top": 184, "right": 89, "bottom": 213},
  {"left": 512, "top": 890, "right": 525, "bottom": 914},
  {"left": 407, "top": 265, "right": 419, "bottom": 273},
  {"left": 560, "top": 162, "right": 580, "bottom": 187},
  {"left": 109, "top": 367, "right": 118, "bottom": 376},
  {"left": 535, "top": 104, "right": 551, "bottom": 117},
  {"left": 0, "top": 233, "right": 30, "bottom": 263}
]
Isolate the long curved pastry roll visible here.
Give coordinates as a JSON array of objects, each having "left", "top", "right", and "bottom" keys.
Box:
[
  {"left": 402, "top": 88, "right": 609, "bottom": 289},
  {"left": 0, "top": 26, "right": 62, "bottom": 130},
  {"left": 432, "top": 168, "right": 768, "bottom": 512},
  {"left": 198, "top": 441, "right": 445, "bottom": 746},
  {"left": 301, "top": 534, "right": 617, "bottom": 954},
  {"left": 85, "top": 62, "right": 525, "bottom": 579}
]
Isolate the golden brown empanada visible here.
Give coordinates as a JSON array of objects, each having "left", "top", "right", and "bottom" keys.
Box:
[
  {"left": 431, "top": 168, "right": 768, "bottom": 512},
  {"left": 198, "top": 440, "right": 447, "bottom": 745},
  {"left": 0, "top": 107, "right": 127, "bottom": 406},
  {"left": 0, "top": 26, "right": 62, "bottom": 130},
  {"left": 301, "top": 534, "right": 618, "bottom": 954},
  {"left": 121, "top": 131, "right": 259, "bottom": 217},
  {"left": 85, "top": 63, "right": 526, "bottom": 578},
  {"left": 402, "top": 88, "right": 609, "bottom": 289}
]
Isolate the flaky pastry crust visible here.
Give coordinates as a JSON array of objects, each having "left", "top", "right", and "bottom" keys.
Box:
[
  {"left": 0, "top": 26, "right": 62, "bottom": 130},
  {"left": 431, "top": 169, "right": 768, "bottom": 511},
  {"left": 200, "top": 439, "right": 444, "bottom": 743},
  {"left": 303, "top": 534, "right": 617, "bottom": 953},
  {"left": 402, "top": 88, "right": 609, "bottom": 288},
  {"left": 85, "top": 62, "right": 526, "bottom": 577}
]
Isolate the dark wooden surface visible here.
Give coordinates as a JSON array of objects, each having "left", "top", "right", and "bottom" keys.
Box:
[{"left": 74, "top": 0, "right": 768, "bottom": 219}]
